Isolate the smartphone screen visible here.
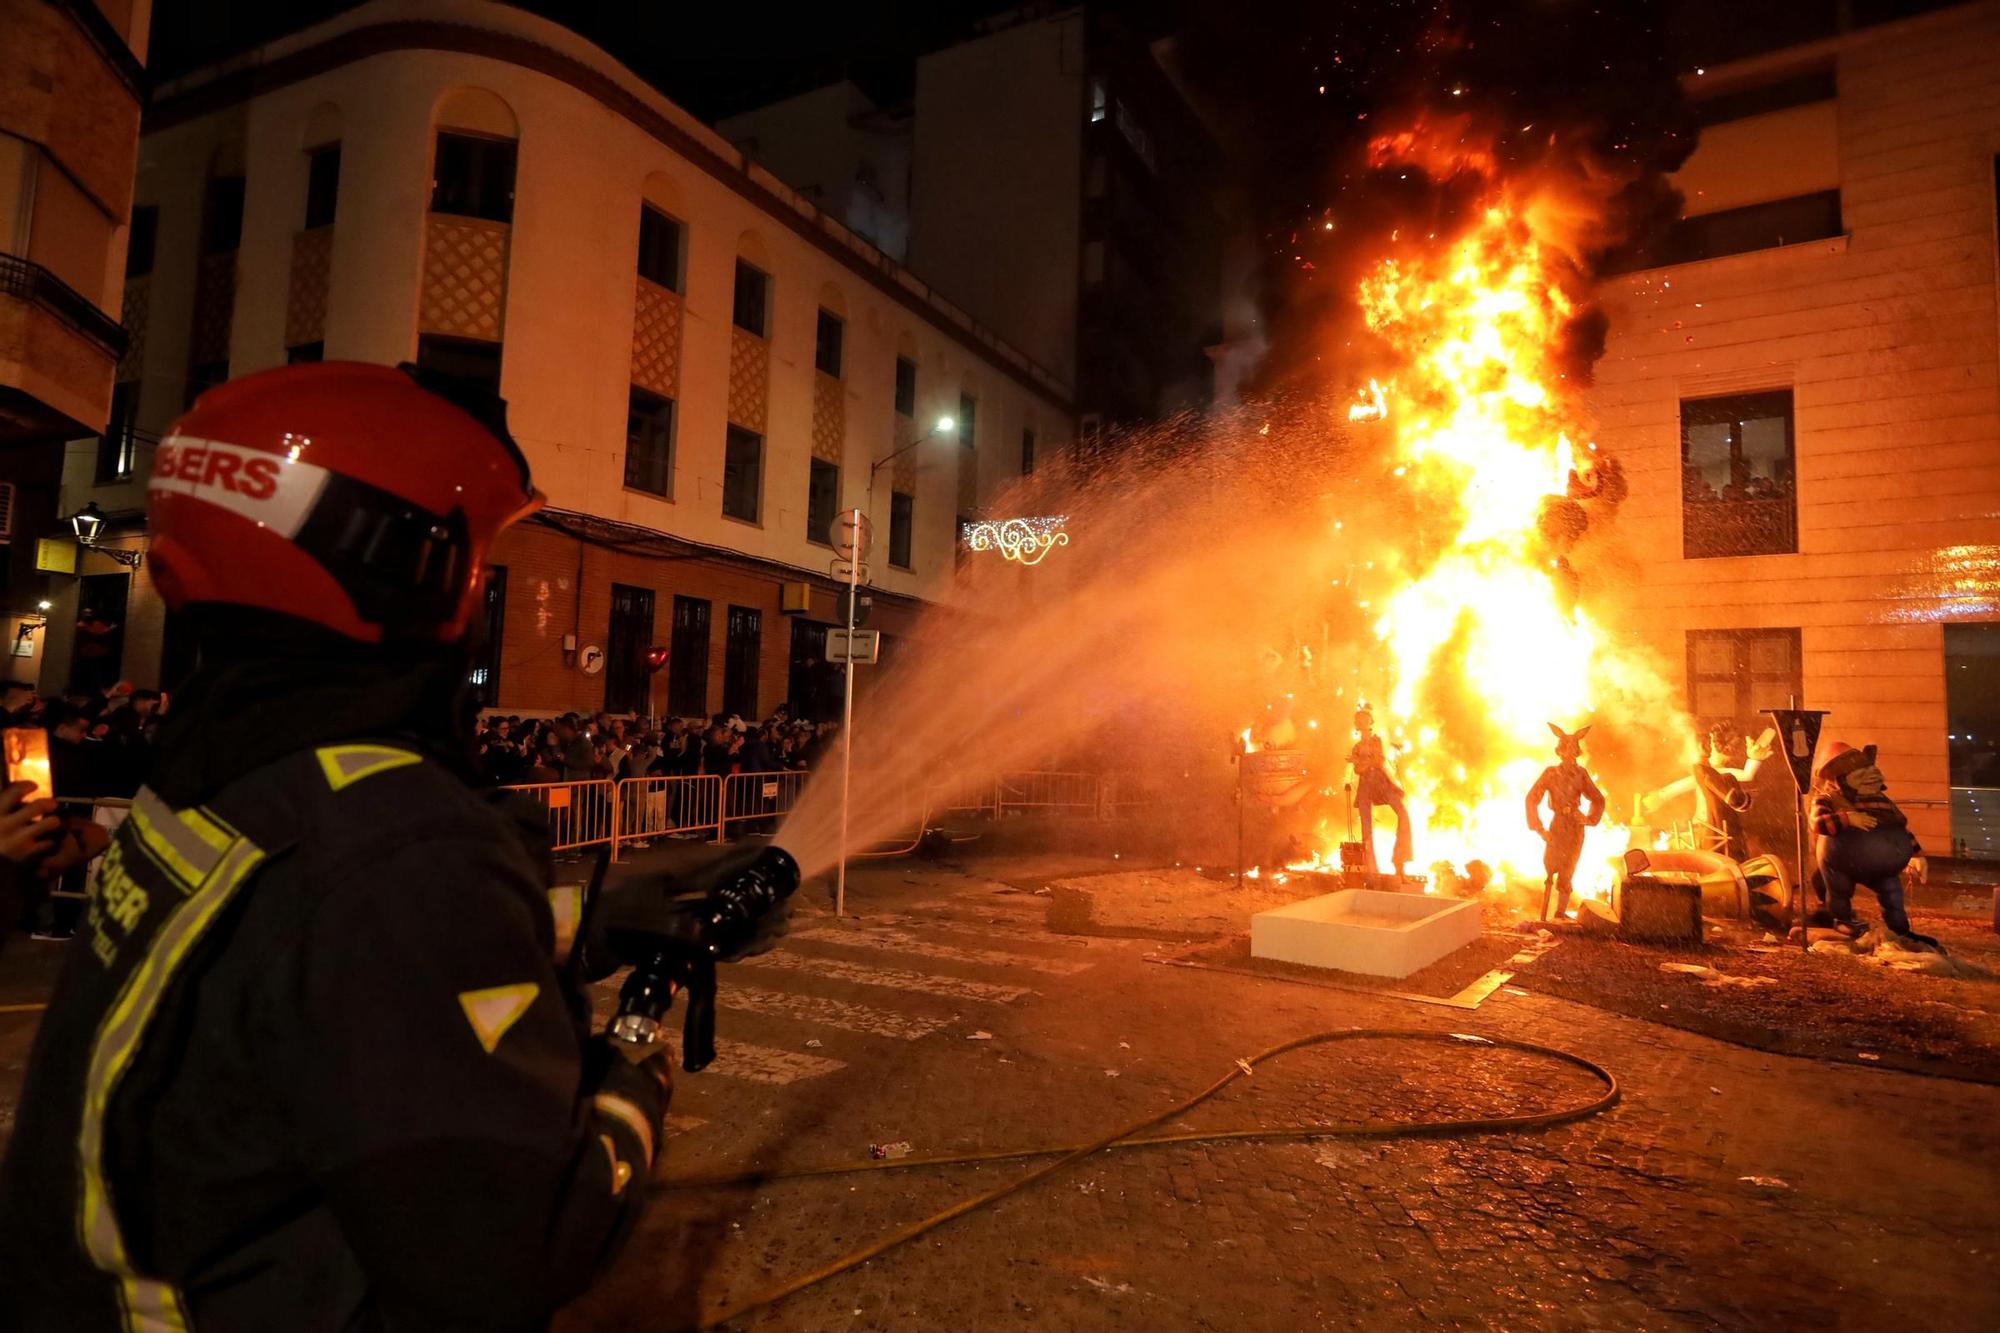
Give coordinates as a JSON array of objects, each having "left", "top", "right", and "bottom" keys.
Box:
[{"left": 3, "top": 727, "right": 54, "bottom": 804}]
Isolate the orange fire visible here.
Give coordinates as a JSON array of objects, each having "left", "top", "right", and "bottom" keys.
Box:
[{"left": 1293, "top": 120, "right": 1685, "bottom": 902}]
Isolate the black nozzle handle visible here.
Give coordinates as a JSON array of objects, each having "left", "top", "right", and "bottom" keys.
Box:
[{"left": 679, "top": 953, "right": 718, "bottom": 1073}]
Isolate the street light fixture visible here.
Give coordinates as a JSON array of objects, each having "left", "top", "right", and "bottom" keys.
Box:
[
  {"left": 68, "top": 501, "right": 105, "bottom": 544},
  {"left": 62, "top": 502, "right": 142, "bottom": 567},
  {"left": 869, "top": 415, "right": 956, "bottom": 485}
]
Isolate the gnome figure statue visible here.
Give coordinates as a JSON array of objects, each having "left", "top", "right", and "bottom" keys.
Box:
[{"left": 1527, "top": 723, "right": 1607, "bottom": 920}]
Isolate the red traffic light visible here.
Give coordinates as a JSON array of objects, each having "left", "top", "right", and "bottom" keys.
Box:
[{"left": 644, "top": 645, "right": 670, "bottom": 672}]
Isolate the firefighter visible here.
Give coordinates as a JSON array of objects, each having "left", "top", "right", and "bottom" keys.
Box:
[{"left": 0, "top": 363, "right": 671, "bottom": 1331}]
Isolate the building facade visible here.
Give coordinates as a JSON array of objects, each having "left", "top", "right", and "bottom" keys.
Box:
[
  {"left": 0, "top": 0, "right": 152, "bottom": 685},
  {"left": 1590, "top": 0, "right": 2000, "bottom": 854},
  {"left": 39, "top": 0, "right": 1074, "bottom": 720},
  {"left": 722, "top": 5, "right": 1228, "bottom": 431}
]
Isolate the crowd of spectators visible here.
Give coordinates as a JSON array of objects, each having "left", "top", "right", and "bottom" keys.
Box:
[
  {"left": 474, "top": 707, "right": 838, "bottom": 789},
  {"left": 1, "top": 678, "right": 164, "bottom": 801}
]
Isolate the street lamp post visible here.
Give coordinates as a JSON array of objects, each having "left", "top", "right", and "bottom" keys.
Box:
[{"left": 867, "top": 415, "right": 956, "bottom": 502}]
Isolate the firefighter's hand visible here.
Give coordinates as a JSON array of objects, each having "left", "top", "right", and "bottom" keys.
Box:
[
  {"left": 0, "top": 782, "right": 60, "bottom": 865},
  {"left": 1845, "top": 811, "right": 1879, "bottom": 831},
  {"left": 1908, "top": 855, "right": 1928, "bottom": 885}
]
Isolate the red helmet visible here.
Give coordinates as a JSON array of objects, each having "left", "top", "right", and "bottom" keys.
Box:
[{"left": 149, "top": 362, "right": 542, "bottom": 643}]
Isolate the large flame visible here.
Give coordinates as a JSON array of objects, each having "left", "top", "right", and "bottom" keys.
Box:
[{"left": 1283, "top": 120, "right": 1686, "bottom": 902}]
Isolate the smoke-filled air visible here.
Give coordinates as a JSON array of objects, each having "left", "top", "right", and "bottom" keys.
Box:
[{"left": 780, "top": 32, "right": 1700, "bottom": 904}]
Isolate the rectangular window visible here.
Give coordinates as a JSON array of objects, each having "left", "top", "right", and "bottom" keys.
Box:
[
  {"left": 304, "top": 143, "right": 341, "bottom": 229},
  {"left": 202, "top": 176, "right": 245, "bottom": 254},
  {"left": 668, "top": 595, "right": 711, "bottom": 717},
  {"left": 431, "top": 132, "right": 517, "bottom": 223},
  {"left": 1089, "top": 78, "right": 1108, "bottom": 123},
  {"left": 724, "top": 605, "right": 762, "bottom": 721},
  {"left": 417, "top": 334, "right": 503, "bottom": 394},
  {"left": 637, "top": 204, "right": 683, "bottom": 291},
  {"left": 807, "top": 458, "right": 839, "bottom": 543},
  {"left": 625, "top": 388, "right": 674, "bottom": 497},
  {"left": 96, "top": 380, "right": 139, "bottom": 483},
  {"left": 815, "top": 307, "right": 843, "bottom": 377},
  {"left": 1681, "top": 390, "right": 1796, "bottom": 559},
  {"left": 1691, "top": 68, "right": 1835, "bottom": 126},
  {"left": 958, "top": 392, "right": 977, "bottom": 450},
  {"left": 1686, "top": 629, "right": 1802, "bottom": 728},
  {"left": 889, "top": 490, "right": 914, "bottom": 569},
  {"left": 894, "top": 356, "right": 916, "bottom": 417},
  {"left": 956, "top": 513, "right": 970, "bottom": 568},
  {"left": 605, "top": 582, "right": 656, "bottom": 715},
  {"left": 1625, "top": 191, "right": 1842, "bottom": 270},
  {"left": 125, "top": 205, "right": 157, "bottom": 278},
  {"left": 732, "top": 259, "right": 769, "bottom": 336},
  {"left": 1021, "top": 428, "right": 1036, "bottom": 476},
  {"left": 469, "top": 565, "right": 507, "bottom": 707},
  {"left": 287, "top": 340, "right": 324, "bottom": 364},
  {"left": 722, "top": 425, "right": 763, "bottom": 522}
]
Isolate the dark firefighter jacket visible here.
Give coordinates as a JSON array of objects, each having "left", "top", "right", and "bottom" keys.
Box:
[{"left": 0, "top": 643, "right": 666, "bottom": 1332}]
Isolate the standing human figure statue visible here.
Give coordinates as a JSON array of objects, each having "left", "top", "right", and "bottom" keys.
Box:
[
  {"left": 1526, "top": 723, "right": 1606, "bottom": 920},
  {"left": 1348, "top": 708, "right": 1411, "bottom": 876},
  {"left": 1812, "top": 741, "right": 1924, "bottom": 939}
]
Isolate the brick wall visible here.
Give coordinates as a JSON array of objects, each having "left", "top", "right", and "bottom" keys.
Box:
[{"left": 489, "top": 522, "right": 921, "bottom": 718}]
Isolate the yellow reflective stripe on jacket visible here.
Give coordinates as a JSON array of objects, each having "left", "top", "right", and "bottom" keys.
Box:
[
  {"left": 76, "top": 826, "right": 266, "bottom": 1332},
  {"left": 125, "top": 789, "right": 229, "bottom": 889},
  {"left": 316, "top": 744, "right": 422, "bottom": 792},
  {"left": 119, "top": 1275, "right": 191, "bottom": 1332}
]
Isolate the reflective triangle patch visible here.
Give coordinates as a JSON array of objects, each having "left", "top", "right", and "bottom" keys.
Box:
[
  {"left": 458, "top": 983, "right": 540, "bottom": 1054},
  {"left": 317, "top": 745, "right": 422, "bottom": 792}
]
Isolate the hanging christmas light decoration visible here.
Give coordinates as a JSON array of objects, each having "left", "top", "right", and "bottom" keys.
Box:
[{"left": 962, "top": 515, "right": 1070, "bottom": 566}]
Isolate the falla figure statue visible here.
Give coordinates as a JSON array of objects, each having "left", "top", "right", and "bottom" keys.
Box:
[{"left": 1526, "top": 723, "right": 1606, "bottom": 920}]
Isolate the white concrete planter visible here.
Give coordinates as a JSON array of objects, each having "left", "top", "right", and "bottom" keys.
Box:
[{"left": 1250, "top": 889, "right": 1483, "bottom": 979}]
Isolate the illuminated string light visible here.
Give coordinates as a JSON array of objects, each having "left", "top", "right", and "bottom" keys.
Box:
[{"left": 963, "top": 515, "right": 1071, "bottom": 566}]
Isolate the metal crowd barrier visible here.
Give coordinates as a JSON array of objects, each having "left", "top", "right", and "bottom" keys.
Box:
[
  {"left": 993, "top": 771, "right": 1103, "bottom": 818},
  {"left": 719, "top": 770, "right": 812, "bottom": 840},
  {"left": 614, "top": 774, "right": 724, "bottom": 852},
  {"left": 508, "top": 779, "right": 618, "bottom": 852}
]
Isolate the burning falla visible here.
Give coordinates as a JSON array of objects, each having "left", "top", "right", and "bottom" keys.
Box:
[{"left": 1284, "top": 113, "right": 1685, "bottom": 902}]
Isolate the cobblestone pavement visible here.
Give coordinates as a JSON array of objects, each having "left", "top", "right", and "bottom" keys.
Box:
[
  {"left": 558, "top": 860, "right": 2000, "bottom": 1332},
  {"left": 4, "top": 857, "right": 1994, "bottom": 1331}
]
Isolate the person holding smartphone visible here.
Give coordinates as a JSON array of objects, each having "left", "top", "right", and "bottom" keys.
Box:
[
  {"left": 0, "top": 363, "right": 671, "bottom": 1332},
  {"left": 0, "top": 780, "right": 109, "bottom": 946}
]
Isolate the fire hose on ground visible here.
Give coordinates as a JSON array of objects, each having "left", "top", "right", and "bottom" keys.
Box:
[{"left": 650, "top": 1027, "right": 1622, "bottom": 1330}]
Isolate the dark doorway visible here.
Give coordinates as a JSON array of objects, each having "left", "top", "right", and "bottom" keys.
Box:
[
  {"left": 787, "top": 620, "right": 842, "bottom": 722},
  {"left": 723, "top": 605, "right": 761, "bottom": 720},
  {"left": 604, "top": 582, "right": 655, "bottom": 716},
  {"left": 667, "top": 595, "right": 710, "bottom": 718},
  {"left": 70, "top": 574, "right": 130, "bottom": 693}
]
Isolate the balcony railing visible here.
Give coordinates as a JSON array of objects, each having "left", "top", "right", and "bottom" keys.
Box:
[{"left": 0, "top": 253, "right": 129, "bottom": 359}]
